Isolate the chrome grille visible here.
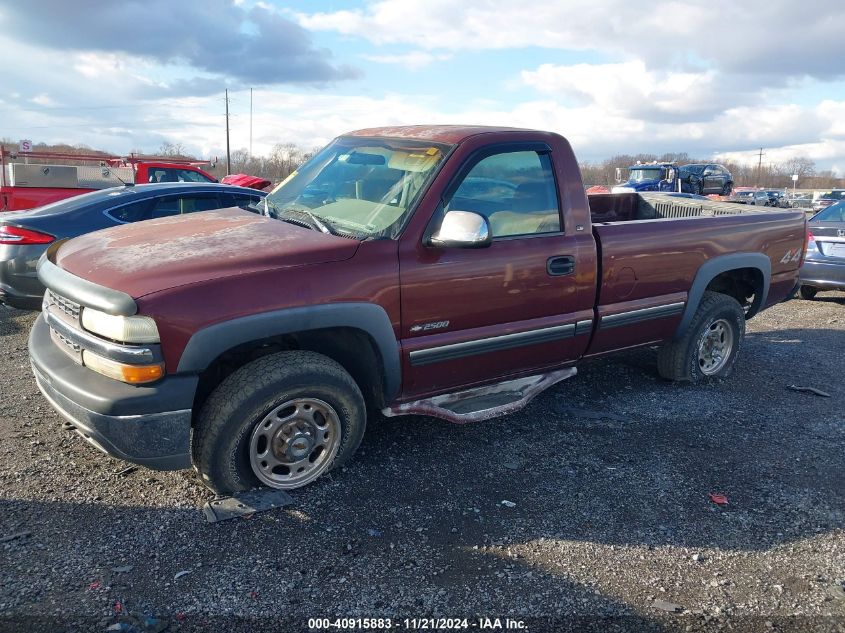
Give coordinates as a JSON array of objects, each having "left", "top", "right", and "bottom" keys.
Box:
[
  {"left": 45, "top": 290, "right": 83, "bottom": 362},
  {"left": 50, "top": 326, "right": 83, "bottom": 363},
  {"left": 46, "top": 290, "right": 81, "bottom": 322}
]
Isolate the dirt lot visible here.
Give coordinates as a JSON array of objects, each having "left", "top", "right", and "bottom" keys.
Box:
[{"left": 1, "top": 294, "right": 843, "bottom": 633}]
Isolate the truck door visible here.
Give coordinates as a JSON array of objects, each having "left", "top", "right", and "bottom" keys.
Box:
[{"left": 397, "top": 145, "right": 596, "bottom": 399}]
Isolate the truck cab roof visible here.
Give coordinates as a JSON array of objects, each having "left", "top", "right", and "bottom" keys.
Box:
[{"left": 345, "top": 125, "right": 538, "bottom": 144}]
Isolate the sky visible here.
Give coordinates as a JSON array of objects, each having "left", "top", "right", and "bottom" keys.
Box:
[{"left": 1, "top": 0, "right": 844, "bottom": 173}]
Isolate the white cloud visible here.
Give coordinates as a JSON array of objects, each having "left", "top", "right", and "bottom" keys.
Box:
[
  {"left": 361, "top": 51, "right": 451, "bottom": 70},
  {"left": 72, "top": 53, "right": 128, "bottom": 79},
  {"left": 298, "top": 0, "right": 845, "bottom": 79},
  {"left": 716, "top": 140, "right": 845, "bottom": 171},
  {"left": 521, "top": 61, "right": 724, "bottom": 121},
  {"left": 6, "top": 78, "right": 845, "bottom": 175},
  {"left": 2, "top": 2, "right": 844, "bottom": 176},
  {"left": 183, "top": 90, "right": 844, "bottom": 175},
  {"left": 31, "top": 94, "right": 55, "bottom": 106}
]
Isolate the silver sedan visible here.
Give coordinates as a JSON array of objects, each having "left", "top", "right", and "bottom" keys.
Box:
[{"left": 800, "top": 201, "right": 845, "bottom": 299}]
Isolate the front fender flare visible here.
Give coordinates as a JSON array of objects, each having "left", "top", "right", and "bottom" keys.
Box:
[{"left": 176, "top": 303, "right": 401, "bottom": 401}]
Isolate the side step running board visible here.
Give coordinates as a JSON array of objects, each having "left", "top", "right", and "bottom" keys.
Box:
[{"left": 382, "top": 367, "right": 576, "bottom": 424}]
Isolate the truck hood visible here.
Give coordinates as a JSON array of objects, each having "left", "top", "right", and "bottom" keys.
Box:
[
  {"left": 54, "top": 208, "right": 360, "bottom": 298},
  {"left": 625, "top": 179, "right": 661, "bottom": 189}
]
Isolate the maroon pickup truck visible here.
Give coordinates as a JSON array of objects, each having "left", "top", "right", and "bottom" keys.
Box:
[{"left": 28, "top": 125, "right": 807, "bottom": 493}]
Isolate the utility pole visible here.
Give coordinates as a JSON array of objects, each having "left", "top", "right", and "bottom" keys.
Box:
[
  {"left": 224, "top": 89, "right": 231, "bottom": 176},
  {"left": 249, "top": 88, "right": 253, "bottom": 160},
  {"left": 756, "top": 147, "right": 764, "bottom": 187}
]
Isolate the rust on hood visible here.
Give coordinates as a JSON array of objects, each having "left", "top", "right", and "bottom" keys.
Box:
[{"left": 55, "top": 208, "right": 359, "bottom": 299}]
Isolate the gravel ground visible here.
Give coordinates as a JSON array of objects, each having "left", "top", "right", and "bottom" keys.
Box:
[{"left": 1, "top": 294, "right": 843, "bottom": 633}]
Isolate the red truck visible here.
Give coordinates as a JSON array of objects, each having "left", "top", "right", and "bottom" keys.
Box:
[
  {"left": 28, "top": 125, "right": 807, "bottom": 494},
  {"left": 1, "top": 148, "right": 218, "bottom": 211}
]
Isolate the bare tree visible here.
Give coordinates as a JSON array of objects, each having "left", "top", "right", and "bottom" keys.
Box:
[
  {"left": 782, "top": 156, "right": 816, "bottom": 180},
  {"left": 158, "top": 141, "right": 187, "bottom": 157}
]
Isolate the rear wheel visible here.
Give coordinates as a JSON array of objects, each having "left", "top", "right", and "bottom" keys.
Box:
[
  {"left": 657, "top": 292, "right": 745, "bottom": 382},
  {"left": 800, "top": 285, "right": 818, "bottom": 300},
  {"left": 721, "top": 182, "right": 732, "bottom": 196},
  {"left": 192, "top": 350, "right": 366, "bottom": 494}
]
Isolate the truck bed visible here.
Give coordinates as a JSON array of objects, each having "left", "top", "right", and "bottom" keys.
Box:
[
  {"left": 584, "top": 192, "right": 807, "bottom": 357},
  {"left": 589, "top": 191, "right": 760, "bottom": 223}
]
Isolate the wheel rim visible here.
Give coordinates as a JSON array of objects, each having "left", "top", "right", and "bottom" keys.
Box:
[
  {"left": 248, "top": 398, "right": 341, "bottom": 489},
  {"left": 697, "top": 318, "right": 734, "bottom": 375}
]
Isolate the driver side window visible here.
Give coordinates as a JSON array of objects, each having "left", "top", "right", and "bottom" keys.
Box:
[{"left": 445, "top": 151, "right": 560, "bottom": 238}]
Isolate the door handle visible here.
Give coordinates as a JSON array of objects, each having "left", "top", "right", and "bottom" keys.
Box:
[{"left": 547, "top": 255, "right": 575, "bottom": 276}]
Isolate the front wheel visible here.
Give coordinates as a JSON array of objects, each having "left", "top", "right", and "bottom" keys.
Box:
[
  {"left": 657, "top": 292, "right": 745, "bottom": 382},
  {"left": 800, "top": 285, "right": 818, "bottom": 300},
  {"left": 721, "top": 182, "right": 732, "bottom": 196},
  {"left": 192, "top": 350, "right": 366, "bottom": 493}
]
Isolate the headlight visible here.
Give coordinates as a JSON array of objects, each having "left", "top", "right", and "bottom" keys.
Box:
[
  {"left": 611, "top": 186, "right": 635, "bottom": 193},
  {"left": 81, "top": 308, "right": 160, "bottom": 343}
]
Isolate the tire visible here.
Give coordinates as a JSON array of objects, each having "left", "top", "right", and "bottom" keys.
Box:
[
  {"left": 722, "top": 182, "right": 732, "bottom": 196},
  {"left": 657, "top": 292, "right": 745, "bottom": 382},
  {"left": 192, "top": 350, "right": 366, "bottom": 494},
  {"left": 800, "top": 285, "right": 818, "bottom": 300}
]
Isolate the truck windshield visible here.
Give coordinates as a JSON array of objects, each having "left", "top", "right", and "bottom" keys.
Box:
[
  {"left": 264, "top": 137, "right": 451, "bottom": 238},
  {"left": 629, "top": 167, "right": 664, "bottom": 182}
]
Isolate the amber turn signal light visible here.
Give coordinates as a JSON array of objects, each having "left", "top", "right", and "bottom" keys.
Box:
[{"left": 82, "top": 350, "right": 164, "bottom": 384}]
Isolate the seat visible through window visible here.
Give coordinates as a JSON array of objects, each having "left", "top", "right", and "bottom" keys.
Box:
[{"left": 445, "top": 150, "right": 561, "bottom": 238}]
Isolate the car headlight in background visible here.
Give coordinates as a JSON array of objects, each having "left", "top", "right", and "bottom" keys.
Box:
[
  {"left": 611, "top": 186, "right": 635, "bottom": 193},
  {"left": 81, "top": 308, "right": 160, "bottom": 344}
]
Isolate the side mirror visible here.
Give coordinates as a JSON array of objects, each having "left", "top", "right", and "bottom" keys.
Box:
[
  {"left": 615, "top": 167, "right": 622, "bottom": 183},
  {"left": 429, "top": 210, "right": 492, "bottom": 249},
  {"left": 666, "top": 168, "right": 676, "bottom": 182}
]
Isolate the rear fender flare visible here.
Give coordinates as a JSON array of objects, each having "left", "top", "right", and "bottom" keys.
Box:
[
  {"left": 675, "top": 253, "right": 771, "bottom": 338},
  {"left": 176, "top": 303, "right": 400, "bottom": 401}
]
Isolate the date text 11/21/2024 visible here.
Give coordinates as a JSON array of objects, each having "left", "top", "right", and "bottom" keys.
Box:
[{"left": 307, "top": 617, "right": 528, "bottom": 629}]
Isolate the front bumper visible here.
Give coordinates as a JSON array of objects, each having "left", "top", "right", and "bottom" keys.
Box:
[
  {"left": 800, "top": 259, "right": 845, "bottom": 291},
  {"left": 29, "top": 314, "right": 197, "bottom": 470}
]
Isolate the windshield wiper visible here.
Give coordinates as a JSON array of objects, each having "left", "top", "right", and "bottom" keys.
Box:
[
  {"left": 296, "top": 207, "right": 333, "bottom": 234},
  {"left": 264, "top": 200, "right": 334, "bottom": 234}
]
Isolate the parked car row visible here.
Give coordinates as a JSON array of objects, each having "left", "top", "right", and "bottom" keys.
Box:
[{"left": 728, "top": 187, "right": 791, "bottom": 207}]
